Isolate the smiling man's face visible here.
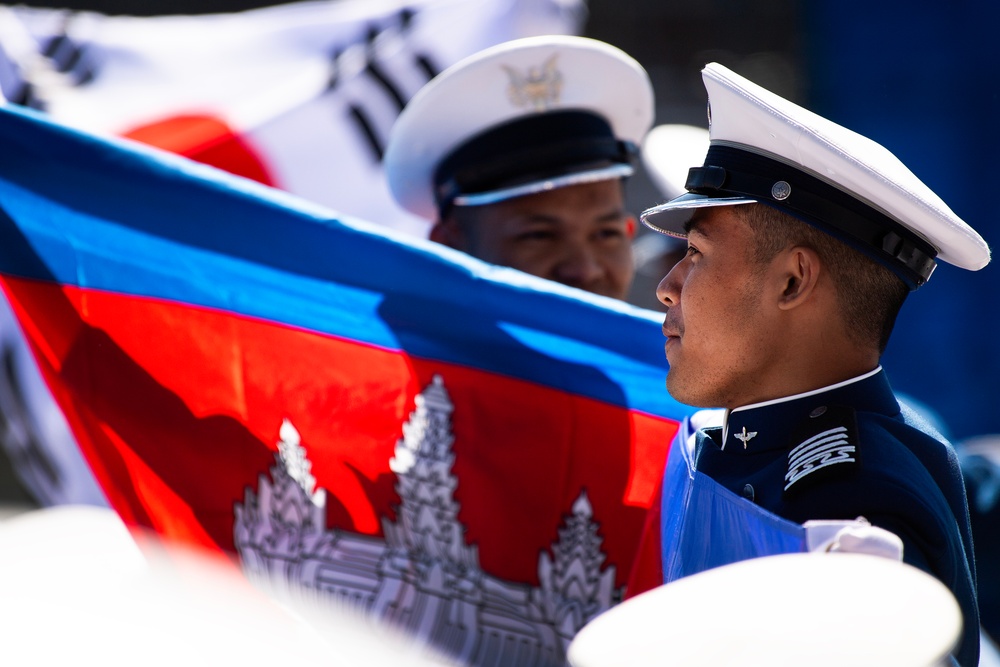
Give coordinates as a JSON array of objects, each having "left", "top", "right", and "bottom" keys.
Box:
[
  {"left": 655, "top": 205, "right": 786, "bottom": 408},
  {"left": 434, "top": 179, "right": 636, "bottom": 301}
]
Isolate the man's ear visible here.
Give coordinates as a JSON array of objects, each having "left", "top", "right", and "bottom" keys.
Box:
[
  {"left": 429, "top": 218, "right": 465, "bottom": 249},
  {"left": 776, "top": 245, "right": 821, "bottom": 310}
]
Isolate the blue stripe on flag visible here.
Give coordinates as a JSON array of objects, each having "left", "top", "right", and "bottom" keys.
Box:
[{"left": 0, "top": 103, "right": 689, "bottom": 419}]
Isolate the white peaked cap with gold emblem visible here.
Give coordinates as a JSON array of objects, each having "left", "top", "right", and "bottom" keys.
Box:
[
  {"left": 384, "top": 35, "right": 654, "bottom": 220},
  {"left": 641, "top": 63, "right": 990, "bottom": 289}
]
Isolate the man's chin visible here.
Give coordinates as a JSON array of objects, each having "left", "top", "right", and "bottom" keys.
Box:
[{"left": 665, "top": 373, "right": 715, "bottom": 409}]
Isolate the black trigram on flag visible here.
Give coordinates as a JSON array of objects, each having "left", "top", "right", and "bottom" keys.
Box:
[
  {"left": 330, "top": 9, "right": 440, "bottom": 162},
  {"left": 0, "top": 11, "right": 98, "bottom": 111}
]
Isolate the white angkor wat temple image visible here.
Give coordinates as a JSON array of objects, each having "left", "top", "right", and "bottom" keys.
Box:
[{"left": 234, "top": 374, "right": 620, "bottom": 666}]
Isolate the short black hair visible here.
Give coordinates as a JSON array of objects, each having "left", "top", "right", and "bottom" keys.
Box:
[{"left": 735, "top": 203, "right": 908, "bottom": 354}]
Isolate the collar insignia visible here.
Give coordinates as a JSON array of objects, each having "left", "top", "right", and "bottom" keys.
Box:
[
  {"left": 733, "top": 426, "right": 757, "bottom": 449},
  {"left": 503, "top": 55, "right": 562, "bottom": 111}
]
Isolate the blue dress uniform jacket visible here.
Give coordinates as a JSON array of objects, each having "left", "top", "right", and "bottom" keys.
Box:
[{"left": 695, "top": 368, "right": 979, "bottom": 667}]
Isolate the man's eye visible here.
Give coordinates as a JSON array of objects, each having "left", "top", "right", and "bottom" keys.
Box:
[
  {"left": 516, "top": 230, "right": 554, "bottom": 242},
  {"left": 596, "top": 227, "right": 625, "bottom": 240},
  {"left": 685, "top": 245, "right": 701, "bottom": 257}
]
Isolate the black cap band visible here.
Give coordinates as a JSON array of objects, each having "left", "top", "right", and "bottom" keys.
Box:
[
  {"left": 686, "top": 145, "right": 937, "bottom": 289},
  {"left": 433, "top": 110, "right": 636, "bottom": 213}
]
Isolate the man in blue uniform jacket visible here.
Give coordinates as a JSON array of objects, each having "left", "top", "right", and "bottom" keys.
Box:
[{"left": 642, "top": 63, "right": 989, "bottom": 667}]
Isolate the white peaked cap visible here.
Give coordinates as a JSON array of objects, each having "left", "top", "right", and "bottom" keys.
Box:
[
  {"left": 567, "top": 553, "right": 962, "bottom": 667},
  {"left": 384, "top": 35, "right": 654, "bottom": 220},
  {"left": 641, "top": 63, "right": 990, "bottom": 288},
  {"left": 642, "top": 124, "right": 711, "bottom": 200}
]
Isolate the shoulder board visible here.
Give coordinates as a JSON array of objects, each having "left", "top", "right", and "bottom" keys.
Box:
[{"left": 784, "top": 404, "right": 860, "bottom": 496}]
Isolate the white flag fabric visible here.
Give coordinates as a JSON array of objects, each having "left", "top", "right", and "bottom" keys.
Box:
[
  {"left": 0, "top": 0, "right": 585, "bottom": 509},
  {"left": 1, "top": 0, "right": 585, "bottom": 237}
]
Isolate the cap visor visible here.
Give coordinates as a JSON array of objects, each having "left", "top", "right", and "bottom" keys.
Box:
[
  {"left": 640, "top": 192, "right": 757, "bottom": 237},
  {"left": 452, "top": 163, "right": 634, "bottom": 208}
]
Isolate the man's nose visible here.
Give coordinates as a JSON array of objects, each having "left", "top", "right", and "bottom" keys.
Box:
[
  {"left": 656, "top": 261, "right": 685, "bottom": 307},
  {"left": 552, "top": 243, "right": 605, "bottom": 287}
]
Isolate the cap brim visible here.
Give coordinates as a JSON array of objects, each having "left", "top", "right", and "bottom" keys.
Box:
[
  {"left": 640, "top": 193, "right": 757, "bottom": 237},
  {"left": 452, "top": 163, "right": 633, "bottom": 207}
]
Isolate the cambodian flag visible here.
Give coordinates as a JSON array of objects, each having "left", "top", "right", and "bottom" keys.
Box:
[
  {"left": 0, "top": 102, "right": 692, "bottom": 664},
  {"left": 0, "top": 0, "right": 584, "bottom": 510}
]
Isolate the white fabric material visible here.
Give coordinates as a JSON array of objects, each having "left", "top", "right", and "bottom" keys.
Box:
[{"left": 804, "top": 517, "right": 904, "bottom": 561}]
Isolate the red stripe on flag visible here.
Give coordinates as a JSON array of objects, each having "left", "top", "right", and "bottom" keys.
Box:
[{"left": 3, "top": 276, "right": 676, "bottom": 586}]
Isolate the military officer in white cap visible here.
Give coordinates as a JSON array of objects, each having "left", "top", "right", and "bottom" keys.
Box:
[
  {"left": 384, "top": 35, "right": 654, "bottom": 301},
  {"left": 643, "top": 63, "right": 989, "bottom": 667}
]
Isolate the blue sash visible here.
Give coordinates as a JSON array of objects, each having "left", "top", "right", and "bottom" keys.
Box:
[{"left": 661, "top": 415, "right": 806, "bottom": 583}]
